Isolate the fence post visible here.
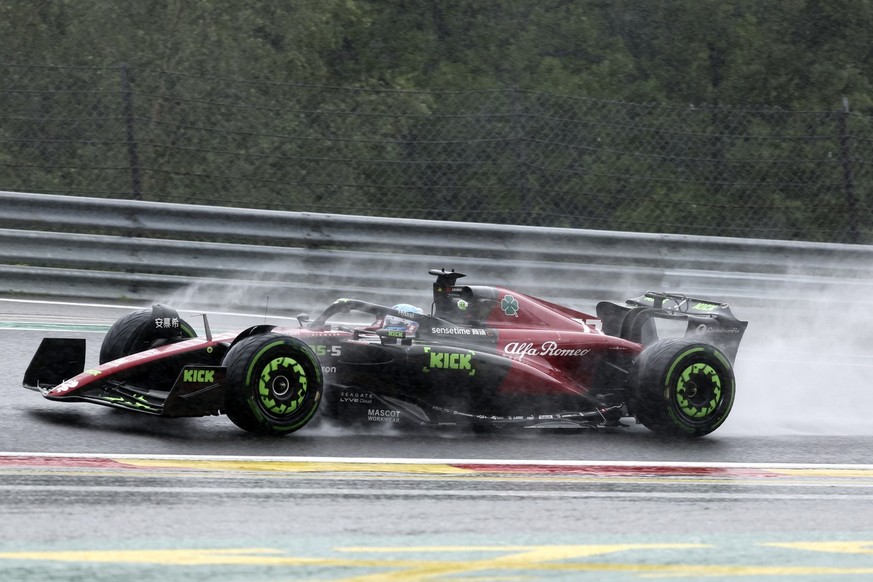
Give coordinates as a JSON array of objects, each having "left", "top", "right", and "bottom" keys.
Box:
[
  {"left": 509, "top": 85, "right": 530, "bottom": 224},
  {"left": 838, "top": 96, "right": 859, "bottom": 244},
  {"left": 119, "top": 64, "right": 142, "bottom": 201}
]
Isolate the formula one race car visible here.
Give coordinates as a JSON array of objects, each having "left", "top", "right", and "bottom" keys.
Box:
[{"left": 23, "top": 269, "right": 747, "bottom": 437}]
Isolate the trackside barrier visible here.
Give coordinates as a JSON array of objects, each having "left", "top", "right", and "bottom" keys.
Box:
[{"left": 2, "top": 190, "right": 873, "bottom": 317}]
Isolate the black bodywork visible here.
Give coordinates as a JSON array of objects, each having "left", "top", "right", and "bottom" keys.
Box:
[{"left": 22, "top": 269, "right": 748, "bottom": 436}]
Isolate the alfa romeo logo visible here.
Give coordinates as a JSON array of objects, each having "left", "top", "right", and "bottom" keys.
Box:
[{"left": 501, "top": 295, "right": 519, "bottom": 317}]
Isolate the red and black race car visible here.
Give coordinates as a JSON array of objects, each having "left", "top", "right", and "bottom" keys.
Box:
[{"left": 23, "top": 269, "right": 747, "bottom": 437}]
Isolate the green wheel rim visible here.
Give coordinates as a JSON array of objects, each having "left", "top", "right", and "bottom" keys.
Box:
[
  {"left": 673, "top": 362, "right": 723, "bottom": 419},
  {"left": 257, "top": 356, "right": 308, "bottom": 416}
]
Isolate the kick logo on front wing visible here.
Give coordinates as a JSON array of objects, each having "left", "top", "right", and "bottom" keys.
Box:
[
  {"left": 183, "top": 369, "right": 215, "bottom": 383},
  {"left": 181, "top": 367, "right": 223, "bottom": 384}
]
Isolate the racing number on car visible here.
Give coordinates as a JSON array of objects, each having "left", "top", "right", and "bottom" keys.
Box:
[{"left": 313, "top": 345, "right": 342, "bottom": 357}]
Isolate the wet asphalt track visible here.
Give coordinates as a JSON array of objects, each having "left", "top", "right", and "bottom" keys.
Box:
[{"left": 2, "top": 297, "right": 873, "bottom": 580}]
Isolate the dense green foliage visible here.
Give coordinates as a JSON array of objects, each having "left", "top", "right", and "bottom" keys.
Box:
[
  {"left": 2, "top": 1, "right": 872, "bottom": 242},
  {"left": 6, "top": 1, "right": 873, "bottom": 108}
]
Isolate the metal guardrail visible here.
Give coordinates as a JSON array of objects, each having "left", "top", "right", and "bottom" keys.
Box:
[{"left": 2, "top": 190, "right": 872, "bottom": 317}]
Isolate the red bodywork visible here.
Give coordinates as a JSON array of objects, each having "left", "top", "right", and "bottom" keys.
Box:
[{"left": 24, "top": 270, "right": 745, "bottom": 433}]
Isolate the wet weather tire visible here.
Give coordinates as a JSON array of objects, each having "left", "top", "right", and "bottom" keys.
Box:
[
  {"left": 222, "top": 333, "right": 323, "bottom": 435},
  {"left": 628, "top": 338, "right": 735, "bottom": 437},
  {"left": 99, "top": 306, "right": 196, "bottom": 364}
]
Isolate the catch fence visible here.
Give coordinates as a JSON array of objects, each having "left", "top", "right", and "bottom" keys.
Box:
[{"left": 1, "top": 63, "right": 871, "bottom": 243}]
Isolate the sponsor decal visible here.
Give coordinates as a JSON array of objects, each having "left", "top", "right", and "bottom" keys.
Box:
[
  {"left": 50, "top": 379, "right": 79, "bottom": 395},
  {"left": 573, "top": 318, "right": 601, "bottom": 332},
  {"left": 183, "top": 369, "right": 215, "bottom": 383},
  {"left": 501, "top": 295, "right": 520, "bottom": 317},
  {"left": 504, "top": 341, "right": 591, "bottom": 361},
  {"left": 107, "top": 356, "right": 133, "bottom": 369},
  {"left": 692, "top": 302, "right": 719, "bottom": 312},
  {"left": 423, "top": 347, "right": 477, "bottom": 376},
  {"left": 154, "top": 317, "right": 180, "bottom": 329},
  {"left": 367, "top": 409, "right": 401, "bottom": 423},
  {"left": 306, "top": 331, "right": 349, "bottom": 338},
  {"left": 339, "top": 391, "right": 372, "bottom": 404},
  {"left": 695, "top": 324, "right": 742, "bottom": 335},
  {"left": 430, "top": 327, "right": 490, "bottom": 336}
]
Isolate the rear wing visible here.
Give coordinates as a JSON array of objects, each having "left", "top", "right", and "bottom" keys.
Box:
[{"left": 596, "top": 292, "right": 748, "bottom": 363}]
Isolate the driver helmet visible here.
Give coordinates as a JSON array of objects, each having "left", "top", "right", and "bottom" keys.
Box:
[{"left": 383, "top": 304, "right": 423, "bottom": 334}]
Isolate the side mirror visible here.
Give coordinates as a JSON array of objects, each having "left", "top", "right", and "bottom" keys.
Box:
[{"left": 296, "top": 313, "right": 310, "bottom": 328}]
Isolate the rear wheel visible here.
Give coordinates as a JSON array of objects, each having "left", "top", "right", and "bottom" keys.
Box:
[
  {"left": 222, "top": 333, "right": 323, "bottom": 435},
  {"left": 628, "top": 338, "right": 735, "bottom": 437},
  {"left": 100, "top": 304, "right": 196, "bottom": 364}
]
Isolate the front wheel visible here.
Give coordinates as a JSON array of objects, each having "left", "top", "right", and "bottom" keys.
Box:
[
  {"left": 222, "top": 333, "right": 323, "bottom": 435},
  {"left": 628, "top": 338, "right": 735, "bottom": 437},
  {"left": 100, "top": 304, "right": 196, "bottom": 364}
]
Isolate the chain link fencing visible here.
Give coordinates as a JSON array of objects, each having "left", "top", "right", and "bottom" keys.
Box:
[{"left": 1, "top": 63, "right": 871, "bottom": 244}]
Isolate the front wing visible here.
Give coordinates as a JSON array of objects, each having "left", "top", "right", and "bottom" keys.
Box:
[{"left": 23, "top": 338, "right": 227, "bottom": 418}]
